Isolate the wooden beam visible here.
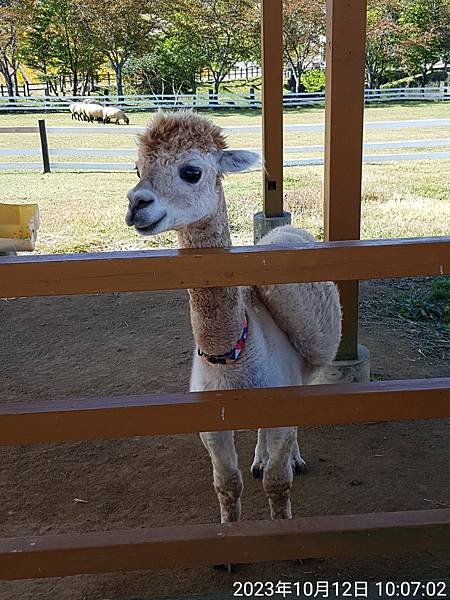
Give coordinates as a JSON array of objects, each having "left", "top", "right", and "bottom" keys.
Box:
[
  {"left": 0, "top": 127, "right": 39, "bottom": 134},
  {"left": 1, "top": 510, "right": 449, "bottom": 580},
  {"left": 0, "top": 378, "right": 448, "bottom": 446},
  {"left": 0, "top": 237, "right": 448, "bottom": 298},
  {"left": 261, "top": 0, "right": 284, "bottom": 217},
  {"left": 324, "top": 0, "right": 368, "bottom": 360}
]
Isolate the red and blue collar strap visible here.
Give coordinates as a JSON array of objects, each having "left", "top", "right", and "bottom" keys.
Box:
[{"left": 198, "top": 316, "right": 249, "bottom": 365}]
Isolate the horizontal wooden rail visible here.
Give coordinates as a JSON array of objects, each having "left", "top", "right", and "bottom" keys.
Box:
[
  {"left": 0, "top": 237, "right": 448, "bottom": 298},
  {"left": 0, "top": 126, "right": 39, "bottom": 134},
  {"left": 1, "top": 509, "right": 449, "bottom": 579},
  {"left": 0, "top": 379, "right": 448, "bottom": 446},
  {"left": 2, "top": 138, "right": 448, "bottom": 157}
]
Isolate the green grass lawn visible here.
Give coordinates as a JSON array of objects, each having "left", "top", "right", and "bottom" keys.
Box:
[{"left": 0, "top": 102, "right": 449, "bottom": 254}]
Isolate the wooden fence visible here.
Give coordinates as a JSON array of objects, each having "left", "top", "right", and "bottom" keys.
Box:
[
  {"left": 0, "top": 86, "right": 448, "bottom": 112},
  {"left": 0, "top": 238, "right": 449, "bottom": 579},
  {"left": 1, "top": 0, "right": 449, "bottom": 585}
]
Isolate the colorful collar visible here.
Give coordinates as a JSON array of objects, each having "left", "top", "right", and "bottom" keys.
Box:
[{"left": 198, "top": 316, "right": 249, "bottom": 365}]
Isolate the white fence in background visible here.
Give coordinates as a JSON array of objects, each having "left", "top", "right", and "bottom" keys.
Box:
[
  {"left": 0, "top": 86, "right": 448, "bottom": 112},
  {"left": 0, "top": 119, "right": 449, "bottom": 172}
]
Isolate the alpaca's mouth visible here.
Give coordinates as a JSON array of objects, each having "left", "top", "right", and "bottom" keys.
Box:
[{"left": 134, "top": 212, "right": 167, "bottom": 234}]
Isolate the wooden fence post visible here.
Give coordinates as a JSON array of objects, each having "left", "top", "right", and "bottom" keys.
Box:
[
  {"left": 253, "top": 0, "right": 291, "bottom": 243},
  {"left": 253, "top": 0, "right": 291, "bottom": 242},
  {"left": 208, "top": 89, "right": 218, "bottom": 106},
  {"left": 261, "top": 0, "right": 284, "bottom": 218},
  {"left": 248, "top": 87, "right": 256, "bottom": 107},
  {"left": 38, "top": 119, "right": 51, "bottom": 174},
  {"left": 324, "top": 0, "right": 368, "bottom": 362}
]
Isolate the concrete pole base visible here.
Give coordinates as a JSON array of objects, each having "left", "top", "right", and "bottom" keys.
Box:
[
  {"left": 253, "top": 211, "right": 291, "bottom": 244},
  {"left": 322, "top": 344, "right": 370, "bottom": 384}
]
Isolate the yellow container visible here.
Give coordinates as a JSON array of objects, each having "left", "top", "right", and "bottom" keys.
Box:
[{"left": 0, "top": 203, "right": 40, "bottom": 251}]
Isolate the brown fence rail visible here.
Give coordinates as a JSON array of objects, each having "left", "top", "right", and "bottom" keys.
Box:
[
  {"left": 1, "top": 236, "right": 449, "bottom": 580},
  {"left": 0, "top": 378, "right": 449, "bottom": 446},
  {"left": 0, "top": 237, "right": 448, "bottom": 298},
  {"left": 1, "top": 509, "right": 449, "bottom": 580}
]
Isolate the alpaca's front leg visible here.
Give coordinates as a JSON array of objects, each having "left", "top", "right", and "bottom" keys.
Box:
[
  {"left": 263, "top": 427, "right": 297, "bottom": 519},
  {"left": 200, "top": 431, "right": 243, "bottom": 523},
  {"left": 291, "top": 438, "right": 308, "bottom": 474},
  {"left": 251, "top": 428, "right": 268, "bottom": 479},
  {"left": 252, "top": 430, "right": 307, "bottom": 479}
]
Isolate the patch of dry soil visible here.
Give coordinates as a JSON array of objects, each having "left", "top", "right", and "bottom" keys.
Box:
[{"left": 1, "top": 281, "right": 449, "bottom": 599}]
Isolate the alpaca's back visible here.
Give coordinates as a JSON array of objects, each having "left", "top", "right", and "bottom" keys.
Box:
[{"left": 256, "top": 226, "right": 342, "bottom": 373}]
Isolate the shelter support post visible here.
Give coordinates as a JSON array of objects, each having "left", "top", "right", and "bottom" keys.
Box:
[
  {"left": 254, "top": 0, "right": 290, "bottom": 243},
  {"left": 323, "top": 0, "right": 370, "bottom": 381}
]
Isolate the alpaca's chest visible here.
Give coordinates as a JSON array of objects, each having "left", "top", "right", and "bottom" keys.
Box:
[{"left": 189, "top": 306, "right": 304, "bottom": 392}]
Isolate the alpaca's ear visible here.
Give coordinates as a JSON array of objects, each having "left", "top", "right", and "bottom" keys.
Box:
[{"left": 218, "top": 150, "right": 260, "bottom": 173}]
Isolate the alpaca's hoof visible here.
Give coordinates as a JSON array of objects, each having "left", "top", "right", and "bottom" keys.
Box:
[
  {"left": 292, "top": 456, "right": 307, "bottom": 475},
  {"left": 213, "top": 563, "right": 234, "bottom": 574},
  {"left": 251, "top": 463, "right": 264, "bottom": 479}
]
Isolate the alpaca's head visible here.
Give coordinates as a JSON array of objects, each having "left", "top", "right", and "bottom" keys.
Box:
[{"left": 126, "top": 111, "right": 259, "bottom": 235}]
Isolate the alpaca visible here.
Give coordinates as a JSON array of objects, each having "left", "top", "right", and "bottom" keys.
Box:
[{"left": 126, "top": 111, "right": 341, "bottom": 522}]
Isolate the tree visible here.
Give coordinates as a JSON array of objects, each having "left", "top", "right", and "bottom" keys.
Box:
[
  {"left": 78, "top": 0, "right": 156, "bottom": 97},
  {"left": 398, "top": 0, "right": 450, "bottom": 85},
  {"left": 21, "top": 0, "right": 102, "bottom": 96},
  {"left": 171, "top": 0, "right": 260, "bottom": 96},
  {"left": 19, "top": 1, "right": 60, "bottom": 93},
  {"left": 0, "top": 0, "right": 32, "bottom": 97},
  {"left": 365, "top": 0, "right": 401, "bottom": 88},
  {"left": 125, "top": 33, "right": 204, "bottom": 96},
  {"left": 283, "top": 0, "right": 325, "bottom": 93}
]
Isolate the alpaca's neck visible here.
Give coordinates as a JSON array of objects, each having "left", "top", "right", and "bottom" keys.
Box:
[{"left": 177, "top": 185, "right": 245, "bottom": 356}]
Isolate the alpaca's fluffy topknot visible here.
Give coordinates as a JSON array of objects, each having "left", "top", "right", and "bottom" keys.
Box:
[{"left": 138, "top": 111, "right": 228, "bottom": 162}]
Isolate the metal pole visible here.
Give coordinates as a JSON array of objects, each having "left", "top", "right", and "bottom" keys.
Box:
[
  {"left": 38, "top": 119, "right": 51, "bottom": 174},
  {"left": 324, "top": 0, "right": 367, "bottom": 361},
  {"left": 254, "top": 0, "right": 291, "bottom": 242}
]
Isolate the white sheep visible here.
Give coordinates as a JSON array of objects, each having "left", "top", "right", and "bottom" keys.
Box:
[
  {"left": 102, "top": 106, "right": 130, "bottom": 125},
  {"left": 83, "top": 103, "right": 104, "bottom": 123},
  {"left": 69, "top": 102, "right": 84, "bottom": 121}
]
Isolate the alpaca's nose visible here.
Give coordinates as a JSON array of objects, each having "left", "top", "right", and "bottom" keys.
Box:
[
  {"left": 132, "top": 189, "right": 155, "bottom": 210},
  {"left": 126, "top": 188, "right": 157, "bottom": 226}
]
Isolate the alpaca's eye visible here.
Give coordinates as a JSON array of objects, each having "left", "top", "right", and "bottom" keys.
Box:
[
  {"left": 179, "top": 166, "right": 202, "bottom": 184},
  {"left": 135, "top": 165, "right": 140, "bottom": 178}
]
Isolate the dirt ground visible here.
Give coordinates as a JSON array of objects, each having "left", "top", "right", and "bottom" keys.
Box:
[{"left": 0, "top": 280, "right": 449, "bottom": 600}]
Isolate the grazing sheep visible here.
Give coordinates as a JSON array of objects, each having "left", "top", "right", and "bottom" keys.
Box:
[
  {"left": 83, "top": 103, "right": 104, "bottom": 123},
  {"left": 69, "top": 100, "right": 104, "bottom": 123},
  {"left": 69, "top": 102, "right": 84, "bottom": 120},
  {"left": 102, "top": 106, "right": 129, "bottom": 125}
]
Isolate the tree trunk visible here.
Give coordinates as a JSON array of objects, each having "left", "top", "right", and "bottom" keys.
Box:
[
  {"left": 114, "top": 64, "right": 124, "bottom": 100},
  {"left": 213, "top": 76, "right": 220, "bottom": 96},
  {"left": 422, "top": 64, "right": 428, "bottom": 87},
  {"left": 6, "top": 76, "right": 15, "bottom": 99},
  {"left": 294, "top": 61, "right": 304, "bottom": 93},
  {"left": 292, "top": 69, "right": 302, "bottom": 93},
  {"left": 72, "top": 71, "right": 78, "bottom": 96},
  {"left": 0, "top": 65, "right": 15, "bottom": 100},
  {"left": 13, "top": 70, "right": 20, "bottom": 96}
]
